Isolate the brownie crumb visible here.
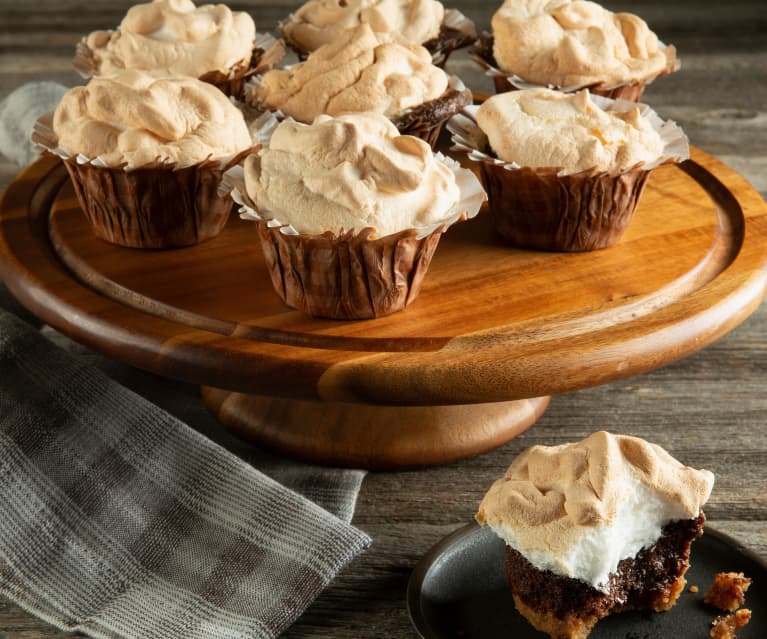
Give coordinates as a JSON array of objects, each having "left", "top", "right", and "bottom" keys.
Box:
[
  {"left": 704, "top": 572, "right": 752, "bottom": 612},
  {"left": 710, "top": 608, "right": 751, "bottom": 639},
  {"left": 690, "top": 585, "right": 699, "bottom": 593}
]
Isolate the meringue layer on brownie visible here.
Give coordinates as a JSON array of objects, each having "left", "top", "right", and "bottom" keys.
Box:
[
  {"left": 491, "top": 0, "right": 675, "bottom": 88},
  {"left": 281, "top": 0, "right": 444, "bottom": 53},
  {"left": 242, "top": 112, "right": 460, "bottom": 237},
  {"left": 53, "top": 69, "right": 252, "bottom": 169},
  {"left": 476, "top": 431, "right": 714, "bottom": 593},
  {"left": 476, "top": 88, "right": 668, "bottom": 174},
  {"left": 82, "top": 0, "right": 256, "bottom": 78},
  {"left": 255, "top": 24, "right": 447, "bottom": 122}
]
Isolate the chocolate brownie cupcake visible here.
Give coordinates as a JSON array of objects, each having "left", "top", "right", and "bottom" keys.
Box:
[
  {"left": 228, "top": 112, "right": 485, "bottom": 319},
  {"left": 74, "top": 0, "right": 284, "bottom": 99},
  {"left": 477, "top": 431, "right": 715, "bottom": 639},
  {"left": 449, "top": 88, "right": 689, "bottom": 251},
  {"left": 35, "top": 70, "right": 254, "bottom": 248},
  {"left": 471, "top": 0, "right": 679, "bottom": 100},
  {"left": 251, "top": 24, "right": 472, "bottom": 148},
  {"left": 277, "top": 0, "right": 476, "bottom": 67}
]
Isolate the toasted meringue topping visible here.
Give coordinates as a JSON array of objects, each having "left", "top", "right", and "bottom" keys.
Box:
[
  {"left": 281, "top": 0, "right": 444, "bottom": 53},
  {"left": 53, "top": 70, "right": 252, "bottom": 169},
  {"left": 476, "top": 88, "right": 667, "bottom": 173},
  {"left": 256, "top": 24, "right": 447, "bottom": 122},
  {"left": 477, "top": 431, "right": 714, "bottom": 590},
  {"left": 83, "top": 0, "right": 256, "bottom": 78},
  {"left": 243, "top": 112, "right": 460, "bottom": 237},
  {"left": 491, "top": 0, "right": 676, "bottom": 88}
]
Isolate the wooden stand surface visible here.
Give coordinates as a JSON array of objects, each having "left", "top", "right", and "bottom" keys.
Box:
[{"left": 1, "top": 148, "right": 766, "bottom": 467}]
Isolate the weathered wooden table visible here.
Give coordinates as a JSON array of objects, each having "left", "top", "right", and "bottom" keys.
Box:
[{"left": 0, "top": 1, "right": 765, "bottom": 637}]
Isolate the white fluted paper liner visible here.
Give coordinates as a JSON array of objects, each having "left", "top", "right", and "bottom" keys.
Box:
[
  {"left": 470, "top": 38, "right": 679, "bottom": 93},
  {"left": 448, "top": 95, "right": 690, "bottom": 178},
  {"left": 225, "top": 153, "right": 485, "bottom": 241},
  {"left": 32, "top": 111, "right": 255, "bottom": 174}
]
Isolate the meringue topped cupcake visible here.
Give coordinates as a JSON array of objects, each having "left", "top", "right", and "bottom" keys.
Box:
[
  {"left": 232, "top": 112, "right": 484, "bottom": 319},
  {"left": 473, "top": 0, "right": 678, "bottom": 100},
  {"left": 40, "top": 69, "right": 253, "bottom": 248},
  {"left": 449, "top": 87, "right": 689, "bottom": 251},
  {"left": 278, "top": 0, "right": 475, "bottom": 66},
  {"left": 75, "top": 0, "right": 282, "bottom": 97},
  {"left": 477, "top": 431, "right": 714, "bottom": 639},
  {"left": 253, "top": 24, "right": 472, "bottom": 147}
]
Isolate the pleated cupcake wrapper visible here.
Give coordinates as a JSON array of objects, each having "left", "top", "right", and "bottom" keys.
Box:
[
  {"left": 74, "top": 31, "right": 285, "bottom": 100},
  {"left": 245, "top": 74, "right": 472, "bottom": 150},
  {"left": 225, "top": 157, "right": 485, "bottom": 319},
  {"left": 469, "top": 31, "right": 680, "bottom": 100},
  {"left": 277, "top": 11, "right": 476, "bottom": 66},
  {"left": 448, "top": 101, "right": 688, "bottom": 252},
  {"left": 33, "top": 113, "right": 256, "bottom": 248}
]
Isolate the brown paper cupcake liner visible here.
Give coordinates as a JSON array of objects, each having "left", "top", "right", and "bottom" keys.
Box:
[
  {"left": 391, "top": 79, "right": 473, "bottom": 149},
  {"left": 278, "top": 9, "right": 477, "bottom": 67},
  {"left": 469, "top": 32, "right": 679, "bottom": 102},
  {"left": 74, "top": 32, "right": 285, "bottom": 101},
  {"left": 254, "top": 223, "right": 443, "bottom": 319},
  {"left": 33, "top": 113, "right": 255, "bottom": 249},
  {"left": 479, "top": 163, "right": 650, "bottom": 251},
  {"left": 227, "top": 152, "right": 485, "bottom": 319},
  {"left": 448, "top": 100, "right": 688, "bottom": 252}
]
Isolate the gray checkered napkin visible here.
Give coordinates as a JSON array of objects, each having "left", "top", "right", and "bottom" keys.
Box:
[{"left": 0, "top": 309, "right": 371, "bottom": 639}]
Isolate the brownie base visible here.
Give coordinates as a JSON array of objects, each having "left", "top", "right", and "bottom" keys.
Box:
[{"left": 505, "top": 514, "right": 706, "bottom": 639}]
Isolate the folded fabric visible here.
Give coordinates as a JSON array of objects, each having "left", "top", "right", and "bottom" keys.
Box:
[
  {"left": 0, "top": 81, "right": 66, "bottom": 166},
  {"left": 0, "top": 309, "right": 371, "bottom": 639}
]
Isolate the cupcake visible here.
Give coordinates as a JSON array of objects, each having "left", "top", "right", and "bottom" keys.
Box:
[
  {"left": 477, "top": 431, "right": 715, "bottom": 639},
  {"left": 35, "top": 69, "right": 254, "bottom": 248},
  {"left": 471, "top": 0, "right": 679, "bottom": 100},
  {"left": 228, "top": 112, "right": 485, "bottom": 319},
  {"left": 251, "top": 24, "right": 472, "bottom": 148},
  {"left": 449, "top": 88, "right": 689, "bottom": 251},
  {"left": 74, "top": 0, "right": 285, "bottom": 98},
  {"left": 277, "top": 0, "right": 476, "bottom": 67}
]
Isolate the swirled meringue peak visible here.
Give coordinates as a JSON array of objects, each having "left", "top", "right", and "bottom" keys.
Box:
[
  {"left": 476, "top": 431, "right": 714, "bottom": 592},
  {"left": 281, "top": 0, "right": 444, "bottom": 53},
  {"left": 52, "top": 70, "right": 253, "bottom": 169},
  {"left": 491, "top": 0, "right": 677, "bottom": 89},
  {"left": 83, "top": 0, "right": 256, "bottom": 78},
  {"left": 476, "top": 88, "right": 673, "bottom": 174},
  {"left": 255, "top": 24, "right": 447, "bottom": 122},
  {"left": 242, "top": 112, "right": 461, "bottom": 237}
]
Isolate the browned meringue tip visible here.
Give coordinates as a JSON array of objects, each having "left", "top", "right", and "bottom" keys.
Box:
[
  {"left": 254, "top": 220, "right": 445, "bottom": 320},
  {"left": 469, "top": 32, "right": 677, "bottom": 102}
]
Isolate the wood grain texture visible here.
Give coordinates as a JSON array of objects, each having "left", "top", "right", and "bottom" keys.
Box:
[{"left": 1, "top": 1, "right": 766, "bottom": 637}]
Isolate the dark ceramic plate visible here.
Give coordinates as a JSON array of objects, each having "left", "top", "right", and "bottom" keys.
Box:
[{"left": 408, "top": 523, "right": 766, "bottom": 639}]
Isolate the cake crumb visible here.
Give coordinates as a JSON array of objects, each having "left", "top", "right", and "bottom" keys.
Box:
[
  {"left": 710, "top": 608, "right": 751, "bottom": 639},
  {"left": 704, "top": 572, "right": 752, "bottom": 611},
  {"left": 690, "top": 585, "right": 699, "bottom": 593}
]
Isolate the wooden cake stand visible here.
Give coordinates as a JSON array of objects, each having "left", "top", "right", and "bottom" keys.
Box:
[{"left": 1, "top": 148, "right": 767, "bottom": 469}]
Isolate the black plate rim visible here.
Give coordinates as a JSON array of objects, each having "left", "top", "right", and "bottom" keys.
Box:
[{"left": 406, "top": 522, "right": 767, "bottom": 639}]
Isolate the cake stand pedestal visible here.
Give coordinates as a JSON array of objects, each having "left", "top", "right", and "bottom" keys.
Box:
[{"left": 1, "top": 149, "right": 766, "bottom": 468}]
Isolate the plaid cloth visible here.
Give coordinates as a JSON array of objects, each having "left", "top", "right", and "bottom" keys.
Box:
[{"left": 0, "top": 308, "right": 371, "bottom": 639}]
